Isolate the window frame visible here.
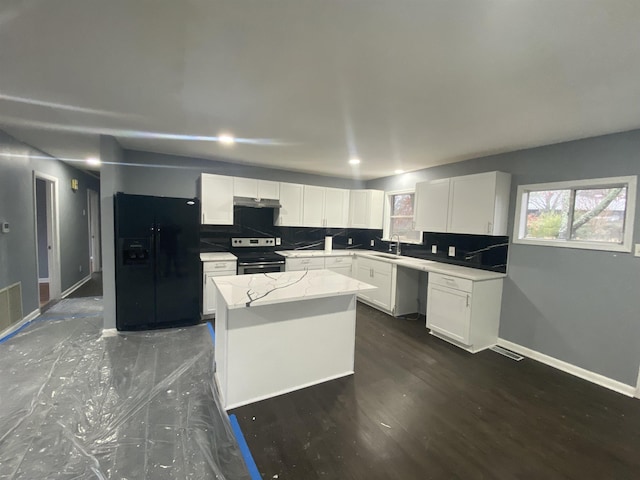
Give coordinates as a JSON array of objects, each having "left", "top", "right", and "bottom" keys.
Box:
[
  {"left": 513, "top": 175, "right": 637, "bottom": 252},
  {"left": 382, "top": 189, "right": 423, "bottom": 244}
]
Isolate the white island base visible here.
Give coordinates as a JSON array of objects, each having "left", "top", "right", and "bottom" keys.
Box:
[{"left": 212, "top": 270, "right": 375, "bottom": 410}]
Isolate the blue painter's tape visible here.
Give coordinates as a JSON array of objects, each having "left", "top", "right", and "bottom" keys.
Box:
[
  {"left": 0, "top": 313, "right": 101, "bottom": 344},
  {"left": 207, "top": 322, "right": 215, "bottom": 343},
  {"left": 229, "top": 414, "right": 261, "bottom": 479}
]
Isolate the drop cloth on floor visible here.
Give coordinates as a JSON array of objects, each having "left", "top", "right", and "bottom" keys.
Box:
[{"left": 0, "top": 298, "right": 250, "bottom": 480}]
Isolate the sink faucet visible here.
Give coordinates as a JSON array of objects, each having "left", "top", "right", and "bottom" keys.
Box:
[{"left": 390, "top": 234, "right": 402, "bottom": 255}]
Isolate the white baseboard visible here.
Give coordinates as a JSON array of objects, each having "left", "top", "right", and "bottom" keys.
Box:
[
  {"left": 635, "top": 367, "right": 640, "bottom": 399},
  {"left": 101, "top": 328, "right": 119, "bottom": 338},
  {"left": 0, "top": 308, "right": 40, "bottom": 340},
  {"left": 61, "top": 274, "right": 92, "bottom": 298},
  {"left": 497, "top": 338, "right": 637, "bottom": 398}
]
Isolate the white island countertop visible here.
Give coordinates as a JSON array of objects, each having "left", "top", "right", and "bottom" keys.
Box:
[
  {"left": 200, "top": 252, "right": 237, "bottom": 262},
  {"left": 212, "top": 269, "right": 376, "bottom": 309}
]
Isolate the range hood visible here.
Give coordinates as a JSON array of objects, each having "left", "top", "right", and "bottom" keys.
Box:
[{"left": 233, "top": 196, "right": 282, "bottom": 209}]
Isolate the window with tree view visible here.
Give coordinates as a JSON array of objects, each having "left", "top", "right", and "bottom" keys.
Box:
[
  {"left": 386, "top": 192, "right": 421, "bottom": 243},
  {"left": 515, "top": 176, "right": 636, "bottom": 252}
]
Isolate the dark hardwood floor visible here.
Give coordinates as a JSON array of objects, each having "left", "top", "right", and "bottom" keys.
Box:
[
  {"left": 231, "top": 302, "right": 640, "bottom": 480},
  {"left": 67, "top": 272, "right": 103, "bottom": 298}
]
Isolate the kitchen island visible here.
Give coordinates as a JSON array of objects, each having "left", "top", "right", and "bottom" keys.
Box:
[{"left": 212, "top": 269, "right": 376, "bottom": 409}]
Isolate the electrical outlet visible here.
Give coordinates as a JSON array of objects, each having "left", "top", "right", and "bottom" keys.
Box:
[
  {"left": 83, "top": 209, "right": 86, "bottom": 216},
  {"left": 79, "top": 265, "right": 82, "bottom": 272},
  {"left": 448, "top": 246, "right": 455, "bottom": 257},
  {"left": 635, "top": 243, "right": 640, "bottom": 257},
  {"left": 431, "top": 245, "right": 437, "bottom": 254},
  {"left": 275, "top": 237, "right": 281, "bottom": 246},
  {"left": 370, "top": 240, "right": 375, "bottom": 247},
  {"left": 348, "top": 238, "right": 353, "bottom": 245}
]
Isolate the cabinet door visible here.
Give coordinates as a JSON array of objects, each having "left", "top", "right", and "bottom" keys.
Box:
[
  {"left": 349, "top": 190, "right": 369, "bottom": 228},
  {"left": 414, "top": 179, "right": 450, "bottom": 232},
  {"left": 448, "top": 173, "right": 496, "bottom": 235},
  {"left": 276, "top": 183, "right": 304, "bottom": 226},
  {"left": 369, "top": 264, "right": 392, "bottom": 311},
  {"left": 257, "top": 180, "right": 280, "bottom": 200},
  {"left": 233, "top": 177, "right": 258, "bottom": 198},
  {"left": 427, "top": 285, "right": 471, "bottom": 344},
  {"left": 368, "top": 190, "right": 384, "bottom": 229},
  {"left": 324, "top": 188, "right": 350, "bottom": 227},
  {"left": 355, "top": 260, "right": 374, "bottom": 302},
  {"left": 201, "top": 174, "right": 234, "bottom": 225},
  {"left": 303, "top": 185, "right": 326, "bottom": 227},
  {"left": 204, "top": 273, "right": 218, "bottom": 315}
]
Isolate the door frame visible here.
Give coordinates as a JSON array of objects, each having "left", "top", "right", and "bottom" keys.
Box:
[
  {"left": 33, "top": 171, "right": 62, "bottom": 301},
  {"left": 87, "top": 188, "right": 101, "bottom": 273}
]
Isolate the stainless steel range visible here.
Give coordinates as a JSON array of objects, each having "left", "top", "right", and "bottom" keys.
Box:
[{"left": 231, "top": 237, "right": 285, "bottom": 275}]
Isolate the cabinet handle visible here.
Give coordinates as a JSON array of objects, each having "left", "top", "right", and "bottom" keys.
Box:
[
  {"left": 487, "top": 221, "right": 493, "bottom": 233},
  {"left": 202, "top": 213, "right": 205, "bottom": 223},
  {"left": 466, "top": 294, "right": 470, "bottom": 307}
]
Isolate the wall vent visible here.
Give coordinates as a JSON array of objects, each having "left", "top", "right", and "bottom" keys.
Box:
[
  {"left": 490, "top": 345, "right": 524, "bottom": 361},
  {"left": 0, "top": 282, "right": 23, "bottom": 331}
]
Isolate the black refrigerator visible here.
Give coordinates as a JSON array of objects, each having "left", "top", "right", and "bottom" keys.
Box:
[{"left": 114, "top": 193, "right": 200, "bottom": 331}]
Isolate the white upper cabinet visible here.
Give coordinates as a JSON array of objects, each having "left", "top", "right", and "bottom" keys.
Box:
[
  {"left": 324, "top": 187, "right": 350, "bottom": 227},
  {"left": 303, "top": 185, "right": 326, "bottom": 227},
  {"left": 414, "top": 179, "right": 450, "bottom": 233},
  {"left": 275, "top": 182, "right": 304, "bottom": 226},
  {"left": 413, "top": 171, "right": 510, "bottom": 236},
  {"left": 448, "top": 171, "right": 511, "bottom": 235},
  {"left": 302, "top": 186, "right": 350, "bottom": 228},
  {"left": 233, "top": 178, "right": 280, "bottom": 199},
  {"left": 201, "top": 173, "right": 234, "bottom": 225},
  {"left": 349, "top": 190, "right": 384, "bottom": 229}
]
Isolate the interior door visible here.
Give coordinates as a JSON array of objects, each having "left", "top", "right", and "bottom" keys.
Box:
[{"left": 88, "top": 189, "right": 101, "bottom": 273}]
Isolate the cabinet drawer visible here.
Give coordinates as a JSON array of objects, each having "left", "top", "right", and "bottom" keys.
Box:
[
  {"left": 325, "top": 256, "right": 352, "bottom": 267},
  {"left": 203, "top": 260, "right": 237, "bottom": 273},
  {"left": 286, "top": 257, "right": 325, "bottom": 271},
  {"left": 428, "top": 272, "right": 472, "bottom": 293}
]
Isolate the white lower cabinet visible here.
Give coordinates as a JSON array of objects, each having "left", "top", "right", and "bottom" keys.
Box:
[
  {"left": 285, "top": 257, "right": 325, "bottom": 272},
  {"left": 202, "top": 260, "right": 236, "bottom": 316},
  {"left": 354, "top": 256, "right": 419, "bottom": 316},
  {"left": 426, "top": 272, "right": 503, "bottom": 353},
  {"left": 286, "top": 255, "right": 353, "bottom": 275},
  {"left": 324, "top": 256, "right": 353, "bottom": 277}
]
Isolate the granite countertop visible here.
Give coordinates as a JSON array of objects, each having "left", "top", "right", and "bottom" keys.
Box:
[
  {"left": 212, "top": 270, "right": 376, "bottom": 309},
  {"left": 276, "top": 249, "right": 506, "bottom": 281},
  {"left": 276, "top": 250, "right": 354, "bottom": 258},
  {"left": 200, "top": 252, "right": 237, "bottom": 262}
]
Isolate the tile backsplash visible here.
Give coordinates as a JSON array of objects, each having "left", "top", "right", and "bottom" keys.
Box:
[{"left": 200, "top": 206, "right": 508, "bottom": 273}]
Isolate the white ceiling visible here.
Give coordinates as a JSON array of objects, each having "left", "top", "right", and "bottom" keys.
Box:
[{"left": 1, "top": 0, "right": 640, "bottom": 180}]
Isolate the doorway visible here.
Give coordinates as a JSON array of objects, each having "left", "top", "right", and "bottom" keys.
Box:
[
  {"left": 34, "top": 172, "right": 61, "bottom": 307},
  {"left": 87, "top": 189, "right": 101, "bottom": 273}
]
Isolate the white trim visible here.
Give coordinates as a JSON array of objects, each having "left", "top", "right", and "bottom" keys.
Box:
[
  {"left": 635, "top": 366, "right": 640, "bottom": 399},
  {"left": 513, "top": 175, "right": 637, "bottom": 252},
  {"left": 38, "top": 278, "right": 50, "bottom": 284},
  {"left": 498, "top": 338, "right": 637, "bottom": 398},
  {"left": 0, "top": 308, "right": 40, "bottom": 340},
  {"left": 101, "top": 328, "right": 119, "bottom": 338},
  {"left": 61, "top": 274, "right": 92, "bottom": 298}
]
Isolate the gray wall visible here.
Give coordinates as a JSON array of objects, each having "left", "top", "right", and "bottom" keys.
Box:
[
  {"left": 0, "top": 129, "right": 100, "bottom": 317},
  {"left": 100, "top": 135, "right": 124, "bottom": 330},
  {"left": 120, "top": 150, "right": 365, "bottom": 198},
  {"left": 368, "top": 129, "right": 640, "bottom": 387}
]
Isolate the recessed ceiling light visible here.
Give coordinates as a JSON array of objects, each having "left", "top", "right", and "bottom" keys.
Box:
[
  {"left": 219, "top": 133, "right": 235, "bottom": 146},
  {"left": 86, "top": 157, "right": 101, "bottom": 166},
  {"left": 348, "top": 158, "right": 361, "bottom": 165},
  {"left": 394, "top": 169, "right": 404, "bottom": 174}
]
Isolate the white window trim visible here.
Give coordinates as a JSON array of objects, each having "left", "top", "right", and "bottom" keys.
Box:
[
  {"left": 513, "top": 175, "right": 637, "bottom": 252},
  {"left": 382, "top": 188, "right": 423, "bottom": 244}
]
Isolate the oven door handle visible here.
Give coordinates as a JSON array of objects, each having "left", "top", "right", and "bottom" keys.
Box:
[{"left": 238, "top": 261, "right": 285, "bottom": 267}]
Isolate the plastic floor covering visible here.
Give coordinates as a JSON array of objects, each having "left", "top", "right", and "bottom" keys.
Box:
[{"left": 0, "top": 298, "right": 251, "bottom": 480}]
